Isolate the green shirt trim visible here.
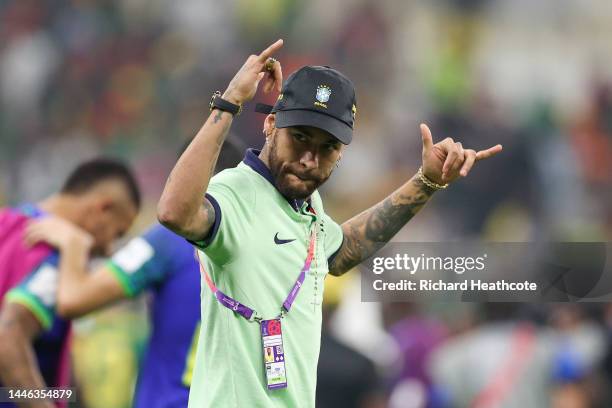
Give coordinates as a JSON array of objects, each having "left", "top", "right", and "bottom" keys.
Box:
[
  {"left": 5, "top": 289, "right": 53, "bottom": 330},
  {"left": 106, "top": 261, "right": 136, "bottom": 298}
]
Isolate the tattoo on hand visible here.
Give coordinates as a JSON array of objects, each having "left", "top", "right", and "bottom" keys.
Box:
[{"left": 329, "top": 176, "right": 434, "bottom": 276}]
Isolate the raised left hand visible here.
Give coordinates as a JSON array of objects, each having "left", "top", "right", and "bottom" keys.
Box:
[
  {"left": 420, "top": 123, "right": 503, "bottom": 185},
  {"left": 25, "top": 216, "right": 94, "bottom": 251},
  {"left": 221, "top": 39, "right": 284, "bottom": 105}
]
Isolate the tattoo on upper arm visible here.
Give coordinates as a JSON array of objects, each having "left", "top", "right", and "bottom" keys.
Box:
[
  {"left": 203, "top": 199, "right": 215, "bottom": 226},
  {"left": 328, "top": 177, "right": 433, "bottom": 276},
  {"left": 185, "top": 199, "right": 216, "bottom": 243},
  {"left": 328, "top": 223, "right": 366, "bottom": 276}
]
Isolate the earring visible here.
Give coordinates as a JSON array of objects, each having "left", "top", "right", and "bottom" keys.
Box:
[{"left": 335, "top": 160, "right": 341, "bottom": 168}]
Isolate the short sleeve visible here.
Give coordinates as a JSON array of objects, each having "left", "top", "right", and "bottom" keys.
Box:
[
  {"left": 187, "top": 193, "right": 223, "bottom": 250},
  {"left": 107, "top": 225, "right": 173, "bottom": 297},
  {"left": 5, "top": 254, "right": 60, "bottom": 330},
  {"left": 322, "top": 212, "right": 344, "bottom": 264},
  {"left": 187, "top": 173, "right": 252, "bottom": 264}
]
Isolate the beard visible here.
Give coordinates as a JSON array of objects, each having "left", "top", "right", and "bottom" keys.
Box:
[{"left": 267, "top": 140, "right": 333, "bottom": 200}]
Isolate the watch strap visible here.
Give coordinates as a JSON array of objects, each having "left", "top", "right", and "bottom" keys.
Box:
[{"left": 209, "top": 91, "right": 242, "bottom": 116}]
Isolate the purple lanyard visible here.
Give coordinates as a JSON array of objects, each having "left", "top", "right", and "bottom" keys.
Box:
[{"left": 196, "top": 229, "right": 317, "bottom": 322}]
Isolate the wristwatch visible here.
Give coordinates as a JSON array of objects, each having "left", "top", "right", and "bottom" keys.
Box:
[{"left": 209, "top": 91, "right": 242, "bottom": 116}]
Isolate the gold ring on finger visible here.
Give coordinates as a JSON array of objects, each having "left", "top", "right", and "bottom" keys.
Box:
[{"left": 265, "top": 57, "right": 277, "bottom": 72}]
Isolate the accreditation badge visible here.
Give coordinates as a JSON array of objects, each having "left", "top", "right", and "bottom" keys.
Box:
[{"left": 260, "top": 319, "right": 287, "bottom": 389}]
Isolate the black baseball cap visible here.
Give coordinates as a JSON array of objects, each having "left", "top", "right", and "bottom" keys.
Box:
[{"left": 256, "top": 66, "right": 357, "bottom": 144}]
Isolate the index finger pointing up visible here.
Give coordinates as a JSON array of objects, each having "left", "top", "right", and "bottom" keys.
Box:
[{"left": 258, "top": 39, "right": 284, "bottom": 62}]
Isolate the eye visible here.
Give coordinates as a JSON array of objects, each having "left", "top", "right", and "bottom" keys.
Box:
[
  {"left": 324, "top": 142, "right": 340, "bottom": 151},
  {"left": 292, "top": 132, "right": 308, "bottom": 143}
]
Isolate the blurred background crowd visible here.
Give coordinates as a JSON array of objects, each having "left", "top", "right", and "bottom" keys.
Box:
[{"left": 1, "top": 0, "right": 611, "bottom": 407}]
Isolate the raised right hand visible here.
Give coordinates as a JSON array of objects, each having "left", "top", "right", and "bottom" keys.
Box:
[
  {"left": 222, "top": 39, "right": 284, "bottom": 105},
  {"left": 420, "top": 123, "right": 502, "bottom": 184}
]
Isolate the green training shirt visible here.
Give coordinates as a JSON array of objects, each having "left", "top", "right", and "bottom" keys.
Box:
[{"left": 187, "top": 149, "right": 344, "bottom": 408}]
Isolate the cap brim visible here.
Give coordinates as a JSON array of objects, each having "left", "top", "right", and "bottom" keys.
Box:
[{"left": 275, "top": 110, "right": 352, "bottom": 145}]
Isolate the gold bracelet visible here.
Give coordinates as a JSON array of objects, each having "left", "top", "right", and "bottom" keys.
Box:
[{"left": 417, "top": 166, "right": 448, "bottom": 190}]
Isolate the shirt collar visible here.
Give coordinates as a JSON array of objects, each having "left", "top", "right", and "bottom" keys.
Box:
[{"left": 243, "top": 148, "right": 307, "bottom": 212}]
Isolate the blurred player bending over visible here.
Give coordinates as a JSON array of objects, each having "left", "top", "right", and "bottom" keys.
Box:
[
  {"left": 0, "top": 158, "right": 140, "bottom": 408},
  {"left": 22, "top": 139, "right": 243, "bottom": 408}
]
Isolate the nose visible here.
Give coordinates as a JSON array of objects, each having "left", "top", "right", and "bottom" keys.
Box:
[{"left": 299, "top": 150, "right": 319, "bottom": 170}]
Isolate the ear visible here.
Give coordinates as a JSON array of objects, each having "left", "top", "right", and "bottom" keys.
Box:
[{"left": 263, "top": 114, "right": 276, "bottom": 137}]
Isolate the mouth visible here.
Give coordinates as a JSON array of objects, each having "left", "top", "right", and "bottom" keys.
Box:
[
  {"left": 276, "top": 171, "right": 321, "bottom": 200},
  {"left": 288, "top": 173, "right": 316, "bottom": 184}
]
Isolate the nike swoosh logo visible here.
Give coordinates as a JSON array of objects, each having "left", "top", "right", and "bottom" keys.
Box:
[{"left": 274, "top": 233, "right": 296, "bottom": 245}]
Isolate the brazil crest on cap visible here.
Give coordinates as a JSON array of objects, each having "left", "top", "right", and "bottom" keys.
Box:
[{"left": 268, "top": 66, "right": 357, "bottom": 145}]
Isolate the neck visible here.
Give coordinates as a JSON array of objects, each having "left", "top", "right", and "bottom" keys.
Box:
[
  {"left": 258, "top": 144, "right": 272, "bottom": 169},
  {"left": 39, "top": 194, "right": 82, "bottom": 224}
]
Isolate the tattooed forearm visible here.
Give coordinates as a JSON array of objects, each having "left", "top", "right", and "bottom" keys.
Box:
[
  {"left": 328, "top": 175, "right": 435, "bottom": 276},
  {"left": 158, "top": 106, "right": 232, "bottom": 240},
  {"left": 213, "top": 109, "right": 224, "bottom": 124}
]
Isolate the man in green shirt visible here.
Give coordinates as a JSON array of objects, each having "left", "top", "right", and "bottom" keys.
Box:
[{"left": 157, "top": 39, "right": 502, "bottom": 407}]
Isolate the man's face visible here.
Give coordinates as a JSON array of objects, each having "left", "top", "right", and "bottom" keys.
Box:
[
  {"left": 78, "top": 180, "right": 138, "bottom": 256},
  {"left": 267, "top": 123, "right": 344, "bottom": 200}
]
